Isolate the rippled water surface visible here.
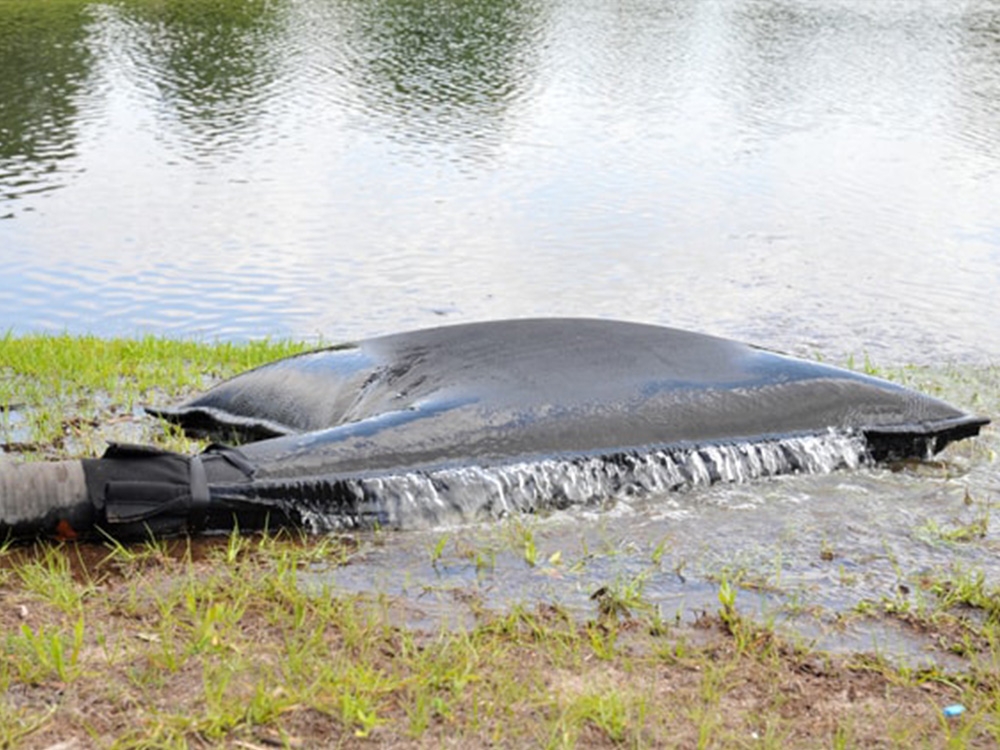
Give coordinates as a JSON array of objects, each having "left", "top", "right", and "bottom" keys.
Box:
[
  {"left": 2, "top": 0, "right": 999, "bottom": 364},
  {"left": 3, "top": 0, "right": 1000, "bottom": 647}
]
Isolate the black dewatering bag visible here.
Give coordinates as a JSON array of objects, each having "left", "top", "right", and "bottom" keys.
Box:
[{"left": 0, "top": 319, "right": 991, "bottom": 542}]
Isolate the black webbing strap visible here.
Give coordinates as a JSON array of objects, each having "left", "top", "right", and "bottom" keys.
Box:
[
  {"left": 84, "top": 443, "right": 251, "bottom": 531},
  {"left": 205, "top": 443, "right": 256, "bottom": 477},
  {"left": 188, "top": 454, "right": 209, "bottom": 527}
]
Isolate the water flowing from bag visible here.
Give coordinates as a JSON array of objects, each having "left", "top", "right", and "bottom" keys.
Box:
[{"left": 268, "top": 431, "right": 869, "bottom": 532}]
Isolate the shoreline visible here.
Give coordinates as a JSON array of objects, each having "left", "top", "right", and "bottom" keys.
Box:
[{"left": 1, "top": 334, "right": 998, "bottom": 747}]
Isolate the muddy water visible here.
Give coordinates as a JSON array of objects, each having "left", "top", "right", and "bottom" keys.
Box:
[
  {"left": 2, "top": 0, "right": 999, "bottom": 651},
  {"left": 307, "top": 365, "right": 999, "bottom": 659},
  {"left": 316, "top": 434, "right": 999, "bottom": 661}
]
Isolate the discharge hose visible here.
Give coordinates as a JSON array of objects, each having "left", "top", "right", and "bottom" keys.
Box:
[{"left": 0, "top": 443, "right": 287, "bottom": 542}]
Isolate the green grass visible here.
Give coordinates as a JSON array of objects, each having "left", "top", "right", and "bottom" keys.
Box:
[
  {"left": 0, "top": 333, "right": 312, "bottom": 451},
  {"left": 2, "top": 335, "right": 1000, "bottom": 747},
  {"left": 3, "top": 529, "right": 1000, "bottom": 747}
]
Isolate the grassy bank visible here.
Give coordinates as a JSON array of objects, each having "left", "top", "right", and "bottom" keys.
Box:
[
  {"left": 0, "top": 333, "right": 313, "bottom": 457},
  {"left": 2, "top": 335, "right": 1000, "bottom": 748}
]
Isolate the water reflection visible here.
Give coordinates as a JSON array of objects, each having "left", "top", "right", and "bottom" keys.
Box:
[
  {"left": 93, "top": 0, "right": 283, "bottom": 161},
  {"left": 0, "top": 2, "right": 92, "bottom": 208},
  {"left": 334, "top": 0, "right": 547, "bottom": 162},
  {"left": 0, "top": 0, "right": 998, "bottom": 364},
  {"left": 957, "top": 8, "right": 1000, "bottom": 159}
]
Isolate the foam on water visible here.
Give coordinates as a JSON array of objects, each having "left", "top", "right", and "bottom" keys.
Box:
[{"left": 274, "top": 430, "right": 869, "bottom": 532}]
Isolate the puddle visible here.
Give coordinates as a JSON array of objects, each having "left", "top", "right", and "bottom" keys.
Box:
[
  {"left": 4, "top": 362, "right": 998, "bottom": 668},
  {"left": 298, "top": 414, "right": 998, "bottom": 665}
]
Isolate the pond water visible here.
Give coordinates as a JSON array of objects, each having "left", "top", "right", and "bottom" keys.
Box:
[
  {"left": 2, "top": 0, "right": 999, "bottom": 366},
  {"left": 3, "top": 0, "right": 1000, "bottom": 652}
]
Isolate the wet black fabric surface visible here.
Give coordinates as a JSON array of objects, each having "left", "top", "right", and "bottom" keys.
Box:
[{"left": 155, "top": 319, "right": 987, "bottom": 480}]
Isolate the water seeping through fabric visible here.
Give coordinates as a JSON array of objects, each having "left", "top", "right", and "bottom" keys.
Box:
[
  {"left": 256, "top": 431, "right": 870, "bottom": 532},
  {"left": 3, "top": 319, "right": 987, "bottom": 543}
]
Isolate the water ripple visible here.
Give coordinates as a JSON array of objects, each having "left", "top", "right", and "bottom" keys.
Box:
[{"left": 1, "top": 0, "right": 999, "bottom": 363}]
